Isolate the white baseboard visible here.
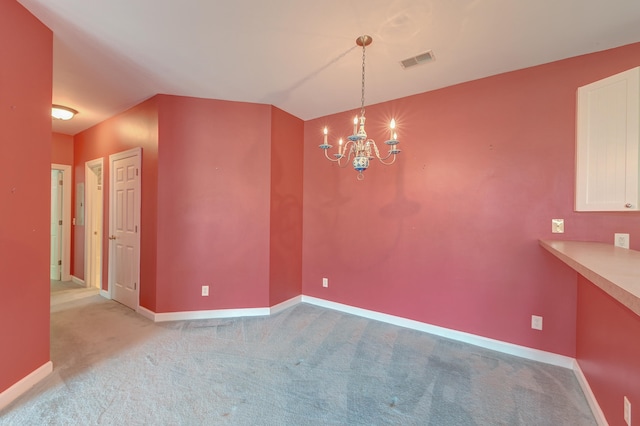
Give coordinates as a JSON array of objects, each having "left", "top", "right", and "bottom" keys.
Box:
[
  {"left": 136, "top": 305, "right": 155, "bottom": 321},
  {"left": 0, "top": 361, "right": 52, "bottom": 411},
  {"left": 573, "top": 360, "right": 608, "bottom": 426},
  {"left": 70, "top": 275, "right": 85, "bottom": 286},
  {"left": 141, "top": 306, "right": 271, "bottom": 322},
  {"left": 301, "top": 295, "right": 575, "bottom": 369},
  {"left": 99, "top": 289, "right": 111, "bottom": 299},
  {"left": 137, "top": 297, "right": 302, "bottom": 323},
  {"left": 270, "top": 296, "right": 302, "bottom": 315}
]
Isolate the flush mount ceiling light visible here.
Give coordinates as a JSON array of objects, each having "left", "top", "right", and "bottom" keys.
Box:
[
  {"left": 51, "top": 104, "right": 78, "bottom": 120},
  {"left": 319, "top": 35, "right": 401, "bottom": 180}
]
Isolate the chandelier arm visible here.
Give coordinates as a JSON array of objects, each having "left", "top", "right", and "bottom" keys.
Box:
[
  {"left": 369, "top": 140, "right": 384, "bottom": 159},
  {"left": 323, "top": 149, "right": 341, "bottom": 163},
  {"left": 322, "top": 141, "right": 358, "bottom": 166},
  {"left": 377, "top": 154, "right": 397, "bottom": 166},
  {"left": 337, "top": 142, "right": 356, "bottom": 168},
  {"left": 368, "top": 140, "right": 398, "bottom": 164}
]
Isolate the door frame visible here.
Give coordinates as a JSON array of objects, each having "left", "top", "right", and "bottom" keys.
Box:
[
  {"left": 51, "top": 164, "right": 71, "bottom": 282},
  {"left": 84, "top": 158, "right": 104, "bottom": 290},
  {"left": 108, "top": 147, "right": 142, "bottom": 306}
]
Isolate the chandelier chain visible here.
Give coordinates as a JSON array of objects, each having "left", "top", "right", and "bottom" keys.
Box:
[{"left": 360, "top": 41, "right": 366, "bottom": 118}]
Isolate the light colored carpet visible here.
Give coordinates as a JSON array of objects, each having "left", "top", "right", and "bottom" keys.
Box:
[
  {"left": 50, "top": 280, "right": 99, "bottom": 306},
  {"left": 50, "top": 280, "right": 85, "bottom": 293},
  {"left": 1, "top": 296, "right": 596, "bottom": 425}
]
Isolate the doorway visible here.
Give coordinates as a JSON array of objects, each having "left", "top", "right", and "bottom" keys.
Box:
[
  {"left": 85, "top": 158, "right": 104, "bottom": 290},
  {"left": 50, "top": 164, "right": 71, "bottom": 282}
]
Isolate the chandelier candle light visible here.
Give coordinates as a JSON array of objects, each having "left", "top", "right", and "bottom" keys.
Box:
[{"left": 319, "top": 35, "right": 401, "bottom": 180}]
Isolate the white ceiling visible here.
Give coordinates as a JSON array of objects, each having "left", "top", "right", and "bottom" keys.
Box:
[{"left": 17, "top": 0, "right": 640, "bottom": 135}]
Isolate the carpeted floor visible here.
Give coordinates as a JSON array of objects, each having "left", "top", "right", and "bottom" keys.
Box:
[
  {"left": 1, "top": 296, "right": 596, "bottom": 425},
  {"left": 50, "top": 280, "right": 85, "bottom": 293},
  {"left": 50, "top": 280, "right": 99, "bottom": 306}
]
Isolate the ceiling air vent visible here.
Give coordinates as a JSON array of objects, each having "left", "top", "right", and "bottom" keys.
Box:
[{"left": 400, "top": 50, "right": 435, "bottom": 69}]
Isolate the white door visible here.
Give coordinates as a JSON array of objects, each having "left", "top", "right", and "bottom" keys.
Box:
[
  {"left": 85, "top": 159, "right": 103, "bottom": 289},
  {"left": 52, "top": 164, "right": 72, "bottom": 281},
  {"left": 109, "top": 148, "right": 141, "bottom": 310},
  {"left": 50, "top": 170, "right": 63, "bottom": 280},
  {"left": 90, "top": 183, "right": 103, "bottom": 288}
]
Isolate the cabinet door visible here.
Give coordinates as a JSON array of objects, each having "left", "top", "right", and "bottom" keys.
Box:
[{"left": 576, "top": 67, "right": 639, "bottom": 211}]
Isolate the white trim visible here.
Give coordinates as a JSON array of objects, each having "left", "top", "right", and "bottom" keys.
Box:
[
  {"left": 99, "top": 289, "right": 111, "bottom": 299},
  {"left": 573, "top": 360, "right": 609, "bottom": 426},
  {"left": 136, "top": 305, "right": 155, "bottom": 321},
  {"left": 51, "top": 164, "right": 72, "bottom": 282},
  {"left": 70, "top": 275, "right": 85, "bottom": 286},
  {"left": 301, "top": 296, "right": 575, "bottom": 369},
  {"left": 0, "top": 361, "right": 52, "bottom": 411},
  {"left": 137, "top": 296, "right": 302, "bottom": 322},
  {"left": 270, "top": 296, "right": 302, "bottom": 315},
  {"left": 142, "top": 307, "right": 271, "bottom": 322}
]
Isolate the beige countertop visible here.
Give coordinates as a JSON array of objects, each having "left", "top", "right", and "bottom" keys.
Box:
[{"left": 539, "top": 240, "right": 640, "bottom": 316}]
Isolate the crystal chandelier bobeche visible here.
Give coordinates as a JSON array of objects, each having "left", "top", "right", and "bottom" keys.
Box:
[{"left": 319, "top": 35, "right": 401, "bottom": 180}]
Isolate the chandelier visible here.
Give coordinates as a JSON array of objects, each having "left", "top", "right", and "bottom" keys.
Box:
[{"left": 319, "top": 35, "right": 401, "bottom": 180}]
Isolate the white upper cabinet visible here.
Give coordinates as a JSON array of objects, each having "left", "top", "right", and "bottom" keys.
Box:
[{"left": 576, "top": 67, "right": 640, "bottom": 211}]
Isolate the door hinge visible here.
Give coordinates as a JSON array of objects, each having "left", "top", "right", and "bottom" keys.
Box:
[
  {"left": 59, "top": 220, "right": 63, "bottom": 226},
  {"left": 136, "top": 168, "right": 139, "bottom": 176},
  {"left": 135, "top": 225, "right": 138, "bottom": 233},
  {"left": 58, "top": 260, "right": 62, "bottom": 266},
  {"left": 59, "top": 180, "right": 63, "bottom": 186},
  {"left": 134, "top": 282, "right": 137, "bottom": 290}
]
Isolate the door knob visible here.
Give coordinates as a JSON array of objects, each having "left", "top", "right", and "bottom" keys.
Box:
[{"left": 625, "top": 203, "right": 633, "bottom": 208}]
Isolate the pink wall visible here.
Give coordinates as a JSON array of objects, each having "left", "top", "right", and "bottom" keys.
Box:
[
  {"left": 0, "top": 0, "right": 52, "bottom": 393},
  {"left": 71, "top": 96, "right": 298, "bottom": 313},
  {"left": 72, "top": 98, "right": 159, "bottom": 310},
  {"left": 154, "top": 95, "right": 272, "bottom": 312},
  {"left": 52, "top": 132, "right": 74, "bottom": 165},
  {"left": 269, "top": 106, "right": 304, "bottom": 305},
  {"left": 303, "top": 42, "right": 640, "bottom": 358},
  {"left": 577, "top": 275, "right": 640, "bottom": 425}
]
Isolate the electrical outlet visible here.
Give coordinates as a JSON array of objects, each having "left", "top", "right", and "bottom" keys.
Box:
[
  {"left": 551, "top": 219, "right": 564, "bottom": 233},
  {"left": 624, "top": 396, "right": 631, "bottom": 426},
  {"left": 615, "top": 233, "right": 630, "bottom": 249},
  {"left": 531, "top": 315, "right": 543, "bottom": 330},
  {"left": 202, "top": 285, "right": 209, "bottom": 296},
  {"left": 322, "top": 278, "right": 329, "bottom": 288}
]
